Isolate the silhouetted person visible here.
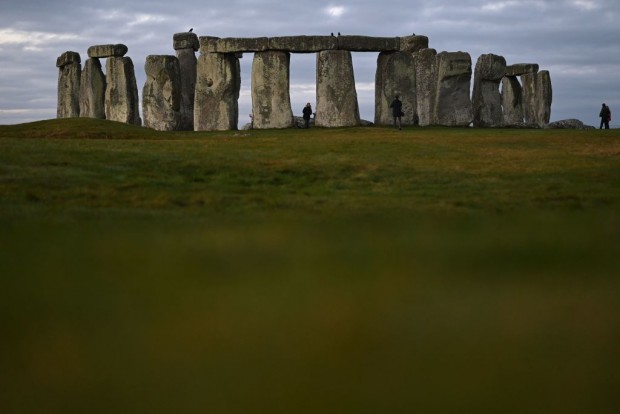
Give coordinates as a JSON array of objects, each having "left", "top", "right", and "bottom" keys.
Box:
[
  {"left": 600, "top": 103, "right": 611, "bottom": 129},
  {"left": 302, "top": 102, "right": 313, "bottom": 128},
  {"left": 390, "top": 95, "right": 403, "bottom": 130}
]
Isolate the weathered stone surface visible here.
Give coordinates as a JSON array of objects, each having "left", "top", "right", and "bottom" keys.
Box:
[
  {"left": 337, "top": 36, "right": 399, "bottom": 52},
  {"left": 414, "top": 48, "right": 437, "bottom": 126},
  {"left": 520, "top": 72, "right": 538, "bottom": 126},
  {"left": 400, "top": 35, "right": 429, "bottom": 53},
  {"left": 544, "top": 119, "right": 594, "bottom": 129},
  {"left": 472, "top": 54, "right": 506, "bottom": 127},
  {"left": 56, "top": 51, "right": 81, "bottom": 68},
  {"left": 375, "top": 51, "right": 416, "bottom": 126},
  {"left": 80, "top": 58, "right": 106, "bottom": 119},
  {"left": 173, "top": 32, "right": 199, "bottom": 51},
  {"left": 315, "top": 50, "right": 360, "bottom": 127},
  {"left": 435, "top": 51, "right": 472, "bottom": 126},
  {"left": 194, "top": 52, "right": 241, "bottom": 131},
  {"left": 201, "top": 37, "right": 269, "bottom": 53},
  {"left": 105, "top": 56, "right": 141, "bottom": 125},
  {"left": 536, "top": 70, "right": 552, "bottom": 127},
  {"left": 142, "top": 55, "right": 182, "bottom": 131},
  {"left": 176, "top": 48, "right": 198, "bottom": 130},
  {"left": 268, "top": 36, "right": 337, "bottom": 53},
  {"left": 501, "top": 76, "right": 524, "bottom": 126},
  {"left": 251, "top": 51, "right": 294, "bottom": 129},
  {"left": 57, "top": 60, "right": 81, "bottom": 118},
  {"left": 505, "top": 63, "right": 539, "bottom": 77},
  {"left": 88, "top": 44, "right": 128, "bottom": 58}
]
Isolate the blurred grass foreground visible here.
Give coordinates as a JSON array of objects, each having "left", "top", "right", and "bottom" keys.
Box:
[{"left": 1, "top": 118, "right": 619, "bottom": 413}]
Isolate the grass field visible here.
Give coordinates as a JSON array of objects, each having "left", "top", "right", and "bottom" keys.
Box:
[{"left": 1, "top": 119, "right": 619, "bottom": 413}]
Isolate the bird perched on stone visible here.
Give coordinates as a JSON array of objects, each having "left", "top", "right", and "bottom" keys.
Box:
[
  {"left": 338, "top": 32, "right": 341, "bottom": 36},
  {"left": 331, "top": 32, "right": 334, "bottom": 36},
  {"left": 189, "top": 28, "right": 193, "bottom": 32}
]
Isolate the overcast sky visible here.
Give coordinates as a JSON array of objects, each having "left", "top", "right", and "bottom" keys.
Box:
[{"left": 1, "top": 0, "right": 619, "bottom": 127}]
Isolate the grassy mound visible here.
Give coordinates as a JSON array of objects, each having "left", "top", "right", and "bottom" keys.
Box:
[{"left": 1, "top": 119, "right": 619, "bottom": 413}]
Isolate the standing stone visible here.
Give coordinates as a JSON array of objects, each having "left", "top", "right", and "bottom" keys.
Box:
[
  {"left": 174, "top": 32, "right": 199, "bottom": 130},
  {"left": 536, "top": 70, "right": 552, "bottom": 127},
  {"left": 520, "top": 72, "right": 538, "bottom": 126},
  {"left": 414, "top": 48, "right": 437, "bottom": 126},
  {"left": 251, "top": 51, "right": 294, "bottom": 129},
  {"left": 434, "top": 51, "right": 473, "bottom": 127},
  {"left": 56, "top": 51, "right": 81, "bottom": 118},
  {"left": 315, "top": 50, "right": 360, "bottom": 127},
  {"left": 375, "top": 51, "right": 416, "bottom": 126},
  {"left": 142, "top": 55, "right": 182, "bottom": 131},
  {"left": 80, "top": 58, "right": 106, "bottom": 119},
  {"left": 105, "top": 57, "right": 141, "bottom": 125},
  {"left": 472, "top": 53, "right": 506, "bottom": 127},
  {"left": 194, "top": 52, "right": 241, "bottom": 131},
  {"left": 501, "top": 76, "right": 524, "bottom": 126}
]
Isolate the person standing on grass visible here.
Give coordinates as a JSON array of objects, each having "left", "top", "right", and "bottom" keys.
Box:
[
  {"left": 302, "top": 102, "right": 313, "bottom": 129},
  {"left": 599, "top": 103, "right": 611, "bottom": 129},
  {"left": 390, "top": 95, "right": 403, "bottom": 130}
]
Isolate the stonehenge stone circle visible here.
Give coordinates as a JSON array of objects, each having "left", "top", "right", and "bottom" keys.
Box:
[
  {"left": 174, "top": 32, "right": 199, "bottom": 130},
  {"left": 315, "top": 50, "right": 360, "bottom": 127},
  {"left": 80, "top": 58, "right": 106, "bottom": 119},
  {"left": 251, "top": 51, "right": 294, "bottom": 129},
  {"left": 60, "top": 33, "right": 552, "bottom": 130},
  {"left": 142, "top": 55, "right": 182, "bottom": 131},
  {"left": 435, "top": 51, "right": 473, "bottom": 127},
  {"left": 375, "top": 51, "right": 416, "bottom": 126},
  {"left": 56, "top": 51, "right": 81, "bottom": 118},
  {"left": 414, "top": 48, "right": 437, "bottom": 126},
  {"left": 194, "top": 52, "right": 241, "bottom": 131},
  {"left": 473, "top": 53, "right": 507, "bottom": 127},
  {"left": 105, "top": 56, "right": 141, "bottom": 125}
]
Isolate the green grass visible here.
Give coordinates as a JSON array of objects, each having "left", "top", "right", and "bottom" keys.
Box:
[{"left": 1, "top": 118, "right": 620, "bottom": 413}]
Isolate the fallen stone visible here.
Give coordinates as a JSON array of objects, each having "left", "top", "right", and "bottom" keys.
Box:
[
  {"left": 105, "top": 56, "right": 141, "bottom": 125},
  {"left": 337, "top": 35, "right": 399, "bottom": 52},
  {"left": 375, "top": 51, "right": 416, "bottom": 126},
  {"left": 56, "top": 51, "right": 81, "bottom": 68},
  {"left": 544, "top": 119, "right": 594, "bottom": 129},
  {"left": 142, "top": 55, "right": 182, "bottom": 131},
  {"left": 400, "top": 35, "right": 429, "bottom": 53},
  {"left": 88, "top": 44, "right": 128, "bottom": 58},
  {"left": 194, "top": 52, "right": 241, "bottom": 131},
  {"left": 251, "top": 51, "right": 294, "bottom": 129},
  {"left": 173, "top": 32, "right": 199, "bottom": 51},
  {"left": 472, "top": 53, "right": 506, "bottom": 127},
  {"left": 435, "top": 51, "right": 473, "bottom": 126},
  {"left": 414, "top": 48, "right": 437, "bottom": 126},
  {"left": 505, "top": 63, "right": 539, "bottom": 77},
  {"left": 268, "top": 36, "right": 337, "bottom": 53},
  {"left": 315, "top": 50, "right": 360, "bottom": 127},
  {"left": 80, "top": 58, "right": 106, "bottom": 119}
]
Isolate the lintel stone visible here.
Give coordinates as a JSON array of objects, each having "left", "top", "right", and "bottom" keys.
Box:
[
  {"left": 202, "top": 37, "right": 269, "bottom": 53},
  {"left": 173, "top": 32, "right": 199, "bottom": 51},
  {"left": 337, "top": 35, "right": 400, "bottom": 52},
  {"left": 400, "top": 35, "right": 429, "bottom": 53},
  {"left": 88, "top": 44, "right": 128, "bottom": 58},
  {"left": 505, "top": 63, "right": 539, "bottom": 77},
  {"left": 268, "top": 36, "right": 337, "bottom": 53},
  {"left": 56, "top": 51, "right": 81, "bottom": 68}
]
